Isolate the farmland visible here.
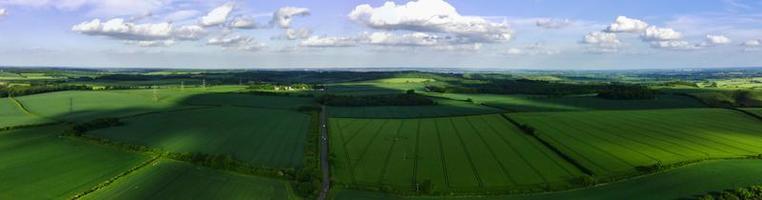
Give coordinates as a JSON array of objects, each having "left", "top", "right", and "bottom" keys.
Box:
[
  {"left": 83, "top": 159, "right": 299, "bottom": 200},
  {"left": 328, "top": 99, "right": 502, "bottom": 118},
  {"left": 0, "top": 126, "right": 150, "bottom": 199},
  {"left": 332, "top": 159, "right": 762, "bottom": 200},
  {"left": 2, "top": 67, "right": 762, "bottom": 199},
  {"left": 511, "top": 108, "right": 762, "bottom": 177},
  {"left": 329, "top": 114, "right": 583, "bottom": 193},
  {"left": 89, "top": 106, "right": 310, "bottom": 168}
]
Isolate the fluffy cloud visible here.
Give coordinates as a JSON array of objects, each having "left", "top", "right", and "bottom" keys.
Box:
[
  {"left": 200, "top": 2, "right": 234, "bottom": 27},
  {"left": 365, "top": 32, "right": 442, "bottom": 46},
  {"left": 271, "top": 7, "right": 310, "bottom": 29},
  {"left": 300, "top": 36, "right": 358, "bottom": 47},
  {"left": 583, "top": 31, "right": 621, "bottom": 46},
  {"left": 536, "top": 18, "right": 572, "bottom": 29},
  {"left": 72, "top": 18, "right": 173, "bottom": 41},
  {"left": 173, "top": 25, "right": 206, "bottom": 40},
  {"left": 230, "top": 17, "right": 257, "bottom": 29},
  {"left": 650, "top": 40, "right": 701, "bottom": 50},
  {"left": 348, "top": 0, "right": 512, "bottom": 43},
  {"left": 605, "top": 16, "right": 649, "bottom": 33},
  {"left": 0, "top": 0, "right": 168, "bottom": 17},
  {"left": 704, "top": 34, "right": 731, "bottom": 45},
  {"left": 131, "top": 40, "right": 175, "bottom": 47},
  {"left": 0, "top": 8, "right": 7, "bottom": 18},
  {"left": 207, "top": 34, "right": 265, "bottom": 51},
  {"left": 285, "top": 28, "right": 311, "bottom": 40},
  {"left": 742, "top": 39, "right": 760, "bottom": 47},
  {"left": 642, "top": 26, "right": 682, "bottom": 41}
]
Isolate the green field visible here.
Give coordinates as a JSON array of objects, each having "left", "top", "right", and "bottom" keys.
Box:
[
  {"left": 744, "top": 108, "right": 762, "bottom": 117},
  {"left": 428, "top": 93, "right": 705, "bottom": 112},
  {"left": 332, "top": 159, "right": 762, "bottom": 200},
  {"left": 0, "top": 98, "right": 50, "bottom": 128},
  {"left": 0, "top": 126, "right": 149, "bottom": 199},
  {"left": 90, "top": 106, "right": 309, "bottom": 168},
  {"left": 84, "top": 159, "right": 299, "bottom": 200},
  {"left": 181, "top": 92, "right": 315, "bottom": 109},
  {"left": 329, "top": 114, "right": 583, "bottom": 193},
  {"left": 329, "top": 99, "right": 502, "bottom": 118},
  {"left": 511, "top": 108, "right": 762, "bottom": 177}
]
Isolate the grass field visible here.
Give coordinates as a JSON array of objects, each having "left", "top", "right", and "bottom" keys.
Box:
[
  {"left": 0, "top": 98, "right": 50, "bottom": 128},
  {"left": 428, "top": 93, "right": 705, "bottom": 112},
  {"left": 329, "top": 114, "right": 583, "bottom": 193},
  {"left": 83, "top": 159, "right": 299, "bottom": 200},
  {"left": 325, "top": 78, "right": 436, "bottom": 95},
  {"left": 13, "top": 86, "right": 249, "bottom": 122},
  {"left": 0, "top": 125, "right": 149, "bottom": 199},
  {"left": 744, "top": 108, "right": 762, "bottom": 117},
  {"left": 181, "top": 92, "right": 315, "bottom": 109},
  {"left": 90, "top": 106, "right": 309, "bottom": 168},
  {"left": 511, "top": 108, "right": 762, "bottom": 177},
  {"left": 331, "top": 159, "right": 762, "bottom": 200},
  {"left": 328, "top": 99, "right": 502, "bottom": 118}
]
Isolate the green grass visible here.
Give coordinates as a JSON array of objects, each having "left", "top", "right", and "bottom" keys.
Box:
[
  {"left": 743, "top": 108, "right": 762, "bottom": 117},
  {"left": 329, "top": 114, "right": 583, "bottom": 193},
  {"left": 331, "top": 159, "right": 762, "bottom": 200},
  {"left": 511, "top": 108, "right": 762, "bottom": 177},
  {"left": 428, "top": 93, "right": 705, "bottom": 112},
  {"left": 328, "top": 99, "right": 502, "bottom": 118},
  {"left": 0, "top": 125, "right": 149, "bottom": 199},
  {"left": 0, "top": 98, "right": 50, "bottom": 128},
  {"left": 90, "top": 106, "right": 310, "bottom": 168},
  {"left": 13, "top": 86, "right": 249, "bottom": 122},
  {"left": 83, "top": 159, "right": 300, "bottom": 200},
  {"left": 181, "top": 92, "right": 315, "bottom": 109}
]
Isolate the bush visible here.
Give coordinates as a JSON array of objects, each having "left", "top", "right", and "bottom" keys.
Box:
[{"left": 64, "top": 118, "right": 123, "bottom": 136}]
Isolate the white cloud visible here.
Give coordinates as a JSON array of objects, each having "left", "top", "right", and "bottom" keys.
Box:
[
  {"left": 348, "top": 0, "right": 512, "bottom": 43},
  {"left": 72, "top": 18, "right": 173, "bottom": 41},
  {"left": 0, "top": 8, "right": 7, "bottom": 18},
  {"left": 365, "top": 32, "right": 442, "bottom": 46},
  {"left": 536, "top": 18, "right": 572, "bottom": 29},
  {"left": 504, "top": 43, "right": 559, "bottom": 55},
  {"left": 583, "top": 31, "right": 621, "bottom": 45},
  {"left": 230, "top": 17, "right": 257, "bottom": 29},
  {"left": 742, "top": 39, "right": 760, "bottom": 47},
  {"left": 207, "top": 34, "right": 265, "bottom": 51},
  {"left": 271, "top": 7, "right": 310, "bottom": 29},
  {"left": 173, "top": 25, "right": 206, "bottom": 40},
  {"left": 285, "top": 28, "right": 311, "bottom": 40},
  {"left": 651, "top": 40, "right": 701, "bottom": 50},
  {"left": 200, "top": 2, "right": 234, "bottom": 27},
  {"left": 642, "top": 26, "right": 682, "bottom": 41},
  {"left": 605, "top": 16, "right": 649, "bottom": 33},
  {"left": 164, "top": 10, "right": 200, "bottom": 22},
  {"left": 300, "top": 36, "right": 358, "bottom": 47},
  {"left": 0, "top": 0, "right": 168, "bottom": 17},
  {"left": 131, "top": 40, "right": 175, "bottom": 47},
  {"left": 704, "top": 34, "right": 731, "bottom": 45}
]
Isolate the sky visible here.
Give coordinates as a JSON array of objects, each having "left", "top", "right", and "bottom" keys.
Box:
[{"left": 0, "top": 0, "right": 761, "bottom": 69}]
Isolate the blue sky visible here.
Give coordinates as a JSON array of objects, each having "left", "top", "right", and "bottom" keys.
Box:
[{"left": 0, "top": 0, "right": 761, "bottom": 69}]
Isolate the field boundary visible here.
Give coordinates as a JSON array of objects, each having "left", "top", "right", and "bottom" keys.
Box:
[
  {"left": 499, "top": 114, "right": 595, "bottom": 176},
  {"left": 71, "top": 155, "right": 161, "bottom": 200},
  {"left": 449, "top": 118, "right": 484, "bottom": 187}
]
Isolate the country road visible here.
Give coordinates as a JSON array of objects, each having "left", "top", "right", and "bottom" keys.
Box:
[{"left": 318, "top": 105, "right": 330, "bottom": 200}]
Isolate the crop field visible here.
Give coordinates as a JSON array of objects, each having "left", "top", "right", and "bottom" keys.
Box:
[
  {"left": 428, "top": 93, "right": 705, "bottom": 112},
  {"left": 329, "top": 114, "right": 583, "bottom": 193},
  {"left": 332, "top": 159, "right": 762, "bottom": 200},
  {"left": 328, "top": 99, "right": 502, "bottom": 118},
  {"left": 83, "top": 159, "right": 299, "bottom": 200},
  {"left": 0, "top": 98, "right": 50, "bottom": 128},
  {"left": 90, "top": 106, "right": 309, "bottom": 168},
  {"left": 181, "top": 92, "right": 315, "bottom": 109},
  {"left": 325, "top": 78, "right": 439, "bottom": 95},
  {"left": 511, "top": 108, "right": 762, "bottom": 177},
  {"left": 0, "top": 126, "right": 149, "bottom": 199}
]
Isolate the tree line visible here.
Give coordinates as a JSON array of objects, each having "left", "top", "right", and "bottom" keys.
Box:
[{"left": 317, "top": 90, "right": 435, "bottom": 106}]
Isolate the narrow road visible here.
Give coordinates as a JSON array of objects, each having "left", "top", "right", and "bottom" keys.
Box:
[{"left": 318, "top": 105, "right": 331, "bottom": 200}]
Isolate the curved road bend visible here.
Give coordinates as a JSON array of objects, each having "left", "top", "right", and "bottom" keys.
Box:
[{"left": 318, "top": 105, "right": 330, "bottom": 200}]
